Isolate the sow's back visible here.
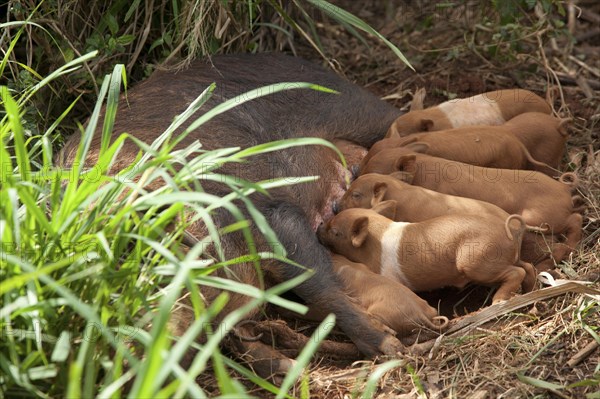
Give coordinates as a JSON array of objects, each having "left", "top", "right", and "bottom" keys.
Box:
[{"left": 59, "top": 53, "right": 400, "bottom": 195}]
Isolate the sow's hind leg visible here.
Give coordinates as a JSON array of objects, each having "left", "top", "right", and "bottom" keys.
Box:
[
  {"left": 264, "top": 201, "right": 404, "bottom": 357},
  {"left": 170, "top": 213, "right": 300, "bottom": 382}
]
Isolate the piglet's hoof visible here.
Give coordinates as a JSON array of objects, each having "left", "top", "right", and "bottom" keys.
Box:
[
  {"left": 533, "top": 258, "right": 556, "bottom": 273},
  {"left": 232, "top": 320, "right": 264, "bottom": 341},
  {"left": 245, "top": 349, "right": 297, "bottom": 386},
  {"left": 408, "top": 340, "right": 437, "bottom": 356},
  {"left": 377, "top": 334, "right": 405, "bottom": 357},
  {"left": 354, "top": 315, "right": 405, "bottom": 357}
]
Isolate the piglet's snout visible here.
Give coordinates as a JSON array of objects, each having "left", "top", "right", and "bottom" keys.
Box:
[
  {"left": 316, "top": 223, "right": 326, "bottom": 244},
  {"left": 332, "top": 201, "right": 340, "bottom": 215}
]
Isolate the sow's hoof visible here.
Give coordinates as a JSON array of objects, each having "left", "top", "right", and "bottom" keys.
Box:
[{"left": 226, "top": 323, "right": 296, "bottom": 385}]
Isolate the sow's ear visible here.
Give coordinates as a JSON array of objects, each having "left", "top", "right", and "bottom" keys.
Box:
[
  {"left": 371, "top": 182, "right": 388, "bottom": 207},
  {"left": 372, "top": 200, "right": 397, "bottom": 220},
  {"left": 394, "top": 154, "right": 417, "bottom": 173},
  {"left": 351, "top": 217, "right": 369, "bottom": 248}
]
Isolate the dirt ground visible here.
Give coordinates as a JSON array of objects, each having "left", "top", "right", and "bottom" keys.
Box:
[{"left": 220, "top": 1, "right": 600, "bottom": 397}]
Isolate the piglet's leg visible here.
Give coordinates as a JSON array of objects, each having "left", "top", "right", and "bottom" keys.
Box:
[
  {"left": 466, "top": 262, "right": 535, "bottom": 304},
  {"left": 550, "top": 213, "right": 583, "bottom": 263},
  {"left": 490, "top": 265, "right": 527, "bottom": 304},
  {"left": 534, "top": 258, "right": 558, "bottom": 274},
  {"left": 264, "top": 201, "right": 404, "bottom": 357},
  {"left": 517, "top": 261, "right": 537, "bottom": 293},
  {"left": 520, "top": 232, "right": 554, "bottom": 271}
]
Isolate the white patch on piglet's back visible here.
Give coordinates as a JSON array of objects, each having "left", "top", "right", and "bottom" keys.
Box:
[
  {"left": 438, "top": 95, "right": 505, "bottom": 128},
  {"left": 380, "top": 222, "right": 414, "bottom": 290}
]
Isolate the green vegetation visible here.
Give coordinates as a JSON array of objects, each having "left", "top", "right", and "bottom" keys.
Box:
[{"left": 1, "top": 56, "right": 338, "bottom": 396}]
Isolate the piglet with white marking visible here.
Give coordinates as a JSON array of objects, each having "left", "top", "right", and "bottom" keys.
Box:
[
  {"left": 386, "top": 89, "right": 551, "bottom": 137},
  {"left": 335, "top": 173, "right": 557, "bottom": 271},
  {"left": 317, "top": 201, "right": 537, "bottom": 304},
  {"left": 363, "top": 112, "right": 568, "bottom": 176}
]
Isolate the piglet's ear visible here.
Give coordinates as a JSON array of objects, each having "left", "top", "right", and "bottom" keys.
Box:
[
  {"left": 394, "top": 154, "right": 417, "bottom": 172},
  {"left": 398, "top": 136, "right": 418, "bottom": 146},
  {"left": 404, "top": 141, "right": 429, "bottom": 153},
  {"left": 420, "top": 119, "right": 434, "bottom": 131},
  {"left": 389, "top": 171, "right": 415, "bottom": 184},
  {"left": 351, "top": 217, "right": 369, "bottom": 248},
  {"left": 410, "top": 87, "right": 426, "bottom": 111},
  {"left": 371, "top": 182, "right": 388, "bottom": 207},
  {"left": 372, "top": 200, "right": 397, "bottom": 220},
  {"left": 385, "top": 123, "right": 400, "bottom": 139},
  {"left": 557, "top": 118, "right": 572, "bottom": 137}
]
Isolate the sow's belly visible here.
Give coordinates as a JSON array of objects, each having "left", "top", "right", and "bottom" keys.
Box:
[
  {"left": 209, "top": 141, "right": 365, "bottom": 232},
  {"left": 58, "top": 53, "right": 398, "bottom": 228}
]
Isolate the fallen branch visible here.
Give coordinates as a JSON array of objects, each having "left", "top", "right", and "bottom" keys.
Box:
[
  {"left": 567, "top": 340, "right": 600, "bottom": 368},
  {"left": 445, "top": 282, "right": 600, "bottom": 337},
  {"left": 406, "top": 282, "right": 600, "bottom": 356},
  {"left": 555, "top": 72, "right": 600, "bottom": 90}
]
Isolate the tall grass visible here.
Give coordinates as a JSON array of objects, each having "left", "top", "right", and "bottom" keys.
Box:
[
  {"left": 2, "top": 0, "right": 411, "bottom": 150},
  {"left": 1, "top": 50, "right": 346, "bottom": 396}
]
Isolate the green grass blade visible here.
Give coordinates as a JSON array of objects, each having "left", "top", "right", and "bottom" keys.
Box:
[
  {"left": 19, "top": 51, "right": 99, "bottom": 107},
  {"left": 305, "top": 0, "right": 414, "bottom": 70},
  {"left": 173, "top": 273, "right": 313, "bottom": 398},
  {"left": 100, "top": 64, "right": 126, "bottom": 155},
  {"left": 136, "top": 83, "right": 216, "bottom": 165},
  {"left": 0, "top": 19, "right": 45, "bottom": 79},
  {"left": 517, "top": 373, "right": 566, "bottom": 391},
  {"left": 182, "top": 82, "right": 337, "bottom": 139},
  {"left": 224, "top": 356, "right": 295, "bottom": 398},
  {"left": 59, "top": 74, "right": 111, "bottom": 219},
  {"left": 1, "top": 86, "right": 31, "bottom": 182},
  {"left": 276, "top": 314, "right": 336, "bottom": 399},
  {"left": 361, "top": 360, "right": 404, "bottom": 399},
  {"left": 3, "top": 255, "right": 138, "bottom": 366}
]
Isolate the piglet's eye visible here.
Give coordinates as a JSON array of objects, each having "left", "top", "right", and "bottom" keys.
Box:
[{"left": 351, "top": 192, "right": 361, "bottom": 199}]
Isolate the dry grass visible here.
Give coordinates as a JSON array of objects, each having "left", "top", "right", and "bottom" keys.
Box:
[
  {"left": 2, "top": 0, "right": 310, "bottom": 135},
  {"left": 265, "top": 1, "right": 600, "bottom": 397}
]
